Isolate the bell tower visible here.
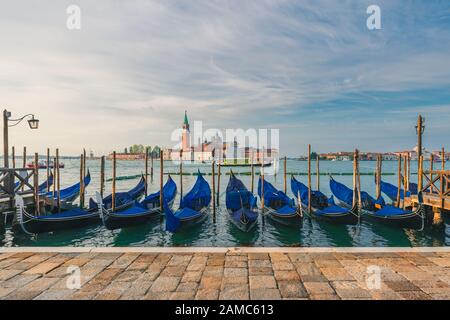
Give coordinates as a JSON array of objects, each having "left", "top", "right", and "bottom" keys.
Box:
[{"left": 182, "top": 110, "right": 190, "bottom": 150}]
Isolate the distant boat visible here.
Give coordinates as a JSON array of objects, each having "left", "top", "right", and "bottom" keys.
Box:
[{"left": 27, "top": 161, "right": 65, "bottom": 169}]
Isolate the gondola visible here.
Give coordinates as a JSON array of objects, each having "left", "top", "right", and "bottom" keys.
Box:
[
  {"left": 99, "top": 176, "right": 177, "bottom": 230},
  {"left": 380, "top": 179, "right": 416, "bottom": 202},
  {"left": 225, "top": 173, "right": 258, "bottom": 232},
  {"left": 330, "top": 177, "right": 426, "bottom": 229},
  {"left": 44, "top": 171, "right": 91, "bottom": 203},
  {"left": 89, "top": 175, "right": 146, "bottom": 211},
  {"left": 291, "top": 176, "right": 358, "bottom": 224},
  {"left": 257, "top": 177, "right": 300, "bottom": 226},
  {"left": 14, "top": 196, "right": 99, "bottom": 234},
  {"left": 165, "top": 172, "right": 211, "bottom": 232}
]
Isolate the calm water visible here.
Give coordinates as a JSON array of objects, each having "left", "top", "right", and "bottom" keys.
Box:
[{"left": 1, "top": 159, "right": 449, "bottom": 247}]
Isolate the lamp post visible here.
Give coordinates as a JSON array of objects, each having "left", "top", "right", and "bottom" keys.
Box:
[{"left": 3, "top": 109, "right": 39, "bottom": 194}]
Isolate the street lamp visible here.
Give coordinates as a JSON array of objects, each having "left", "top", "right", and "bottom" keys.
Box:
[{"left": 3, "top": 109, "right": 39, "bottom": 169}]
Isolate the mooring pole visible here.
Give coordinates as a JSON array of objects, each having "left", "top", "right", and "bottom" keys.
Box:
[
  {"left": 316, "top": 154, "right": 320, "bottom": 191},
  {"left": 261, "top": 147, "right": 265, "bottom": 211},
  {"left": 151, "top": 152, "right": 154, "bottom": 179},
  {"left": 46, "top": 148, "right": 50, "bottom": 192},
  {"left": 52, "top": 156, "right": 56, "bottom": 207},
  {"left": 416, "top": 114, "right": 424, "bottom": 176},
  {"left": 179, "top": 149, "right": 183, "bottom": 202},
  {"left": 83, "top": 148, "right": 86, "bottom": 180},
  {"left": 12, "top": 146, "right": 15, "bottom": 168},
  {"left": 442, "top": 147, "right": 446, "bottom": 171},
  {"left": 56, "top": 148, "right": 61, "bottom": 212},
  {"left": 250, "top": 150, "right": 255, "bottom": 194},
  {"left": 212, "top": 158, "right": 216, "bottom": 223},
  {"left": 159, "top": 149, "right": 164, "bottom": 212},
  {"left": 217, "top": 162, "right": 221, "bottom": 206},
  {"left": 22, "top": 146, "right": 27, "bottom": 192},
  {"left": 418, "top": 155, "right": 423, "bottom": 193},
  {"left": 283, "top": 156, "right": 287, "bottom": 194},
  {"left": 34, "top": 152, "right": 39, "bottom": 216},
  {"left": 396, "top": 154, "right": 402, "bottom": 208},
  {"left": 430, "top": 154, "right": 434, "bottom": 193},
  {"left": 112, "top": 151, "right": 116, "bottom": 212},
  {"left": 145, "top": 147, "right": 149, "bottom": 197},
  {"left": 403, "top": 155, "right": 407, "bottom": 209},
  {"left": 307, "top": 144, "right": 311, "bottom": 213},
  {"left": 79, "top": 153, "right": 84, "bottom": 208},
  {"left": 407, "top": 152, "right": 411, "bottom": 192},
  {"left": 100, "top": 156, "right": 105, "bottom": 199},
  {"left": 352, "top": 149, "right": 357, "bottom": 208}
]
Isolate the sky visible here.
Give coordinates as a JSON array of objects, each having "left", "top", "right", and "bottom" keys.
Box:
[{"left": 1, "top": 0, "right": 449, "bottom": 156}]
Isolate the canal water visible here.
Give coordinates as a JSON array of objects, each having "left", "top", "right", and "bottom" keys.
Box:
[{"left": 1, "top": 159, "right": 449, "bottom": 247}]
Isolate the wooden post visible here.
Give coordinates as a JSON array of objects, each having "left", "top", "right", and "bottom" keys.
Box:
[
  {"left": 375, "top": 154, "right": 380, "bottom": 199},
  {"left": 418, "top": 155, "right": 423, "bottom": 193},
  {"left": 12, "top": 146, "right": 15, "bottom": 168},
  {"left": 283, "top": 156, "right": 287, "bottom": 194},
  {"left": 212, "top": 160, "right": 216, "bottom": 222},
  {"left": 316, "top": 154, "right": 320, "bottom": 191},
  {"left": 159, "top": 149, "right": 163, "bottom": 212},
  {"left": 52, "top": 156, "right": 56, "bottom": 205},
  {"left": 407, "top": 152, "right": 411, "bottom": 192},
  {"left": 442, "top": 147, "right": 445, "bottom": 171},
  {"left": 179, "top": 149, "right": 183, "bottom": 202},
  {"left": 56, "top": 148, "right": 61, "bottom": 212},
  {"left": 22, "top": 146, "right": 27, "bottom": 191},
  {"left": 112, "top": 151, "right": 116, "bottom": 212},
  {"left": 356, "top": 150, "right": 361, "bottom": 207},
  {"left": 83, "top": 148, "right": 86, "bottom": 181},
  {"left": 261, "top": 147, "right": 265, "bottom": 211},
  {"left": 352, "top": 150, "right": 357, "bottom": 208},
  {"left": 250, "top": 151, "right": 255, "bottom": 194},
  {"left": 100, "top": 156, "right": 105, "bottom": 199},
  {"left": 145, "top": 147, "right": 149, "bottom": 197},
  {"left": 46, "top": 148, "right": 50, "bottom": 192},
  {"left": 151, "top": 152, "right": 154, "bottom": 179},
  {"left": 429, "top": 154, "right": 434, "bottom": 193},
  {"left": 403, "top": 155, "right": 407, "bottom": 209},
  {"left": 396, "top": 155, "right": 402, "bottom": 208},
  {"left": 79, "top": 153, "right": 84, "bottom": 208},
  {"left": 217, "top": 162, "right": 221, "bottom": 206},
  {"left": 307, "top": 144, "right": 311, "bottom": 213},
  {"left": 34, "top": 153, "right": 39, "bottom": 216}
]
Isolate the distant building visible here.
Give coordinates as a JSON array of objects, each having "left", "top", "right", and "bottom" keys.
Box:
[{"left": 107, "top": 153, "right": 145, "bottom": 161}]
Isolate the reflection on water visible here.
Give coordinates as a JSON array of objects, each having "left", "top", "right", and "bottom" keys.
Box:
[{"left": 0, "top": 159, "right": 448, "bottom": 247}]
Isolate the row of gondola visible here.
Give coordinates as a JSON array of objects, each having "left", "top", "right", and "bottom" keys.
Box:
[{"left": 12, "top": 167, "right": 429, "bottom": 235}]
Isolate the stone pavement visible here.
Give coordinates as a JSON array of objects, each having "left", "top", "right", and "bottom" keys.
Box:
[{"left": 0, "top": 247, "right": 449, "bottom": 300}]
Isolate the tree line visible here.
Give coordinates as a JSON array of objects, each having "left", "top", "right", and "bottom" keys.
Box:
[{"left": 124, "top": 144, "right": 161, "bottom": 156}]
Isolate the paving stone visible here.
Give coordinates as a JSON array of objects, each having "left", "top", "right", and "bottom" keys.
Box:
[
  {"left": 249, "top": 267, "right": 273, "bottom": 276},
  {"left": 22, "top": 277, "right": 59, "bottom": 292},
  {"left": 34, "top": 289, "right": 73, "bottom": 300},
  {"left": 314, "top": 259, "right": 342, "bottom": 268},
  {"left": 199, "top": 276, "right": 222, "bottom": 290},
  {"left": 89, "top": 268, "right": 123, "bottom": 285},
  {"left": 270, "top": 253, "right": 290, "bottom": 262},
  {"left": 2, "top": 274, "right": 40, "bottom": 288},
  {"left": 370, "top": 290, "right": 404, "bottom": 300},
  {"left": 167, "top": 255, "right": 192, "bottom": 267},
  {"left": 23, "top": 262, "right": 61, "bottom": 275},
  {"left": 144, "top": 292, "right": 172, "bottom": 300},
  {"left": 114, "top": 270, "right": 142, "bottom": 282},
  {"left": 224, "top": 267, "right": 248, "bottom": 277},
  {"left": 385, "top": 281, "right": 421, "bottom": 292},
  {"left": 160, "top": 266, "right": 186, "bottom": 277},
  {"left": 303, "top": 282, "right": 335, "bottom": 295},
  {"left": 0, "top": 287, "right": 16, "bottom": 299},
  {"left": 319, "top": 267, "right": 354, "bottom": 281},
  {"left": 224, "top": 260, "right": 247, "bottom": 268},
  {"left": 398, "top": 291, "right": 432, "bottom": 300},
  {"left": 207, "top": 258, "right": 225, "bottom": 266},
  {"left": 249, "top": 275, "right": 276, "bottom": 289},
  {"left": 176, "top": 282, "right": 198, "bottom": 292},
  {"left": 250, "top": 288, "right": 281, "bottom": 300},
  {"left": 220, "top": 285, "right": 249, "bottom": 300},
  {"left": 272, "top": 261, "right": 295, "bottom": 271},
  {"left": 248, "top": 253, "right": 270, "bottom": 260},
  {"left": 0, "top": 268, "right": 23, "bottom": 281},
  {"left": 274, "top": 270, "right": 300, "bottom": 281},
  {"left": 310, "top": 294, "right": 340, "bottom": 300},
  {"left": 181, "top": 271, "right": 203, "bottom": 283},
  {"left": 288, "top": 253, "right": 313, "bottom": 263},
  {"left": 203, "top": 266, "right": 224, "bottom": 277},
  {"left": 108, "top": 253, "right": 140, "bottom": 269},
  {"left": 170, "top": 292, "right": 196, "bottom": 300},
  {"left": 331, "top": 281, "right": 372, "bottom": 299},
  {"left": 150, "top": 276, "right": 180, "bottom": 292},
  {"left": 3, "top": 290, "right": 42, "bottom": 300},
  {"left": 278, "top": 281, "right": 308, "bottom": 298},
  {"left": 222, "top": 276, "right": 248, "bottom": 285},
  {"left": 195, "top": 289, "right": 219, "bottom": 300}
]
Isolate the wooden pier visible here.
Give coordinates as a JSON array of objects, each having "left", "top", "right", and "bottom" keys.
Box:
[{"left": 410, "top": 170, "right": 450, "bottom": 211}]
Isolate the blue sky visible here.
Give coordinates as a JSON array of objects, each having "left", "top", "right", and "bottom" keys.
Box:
[{"left": 1, "top": 0, "right": 449, "bottom": 156}]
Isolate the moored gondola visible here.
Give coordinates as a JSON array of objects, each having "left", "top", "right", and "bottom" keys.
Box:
[
  {"left": 99, "top": 175, "right": 177, "bottom": 230},
  {"left": 330, "top": 177, "right": 426, "bottom": 229},
  {"left": 225, "top": 172, "right": 258, "bottom": 232},
  {"left": 257, "top": 177, "right": 300, "bottom": 226},
  {"left": 44, "top": 170, "right": 91, "bottom": 203},
  {"left": 291, "top": 176, "right": 358, "bottom": 224},
  {"left": 165, "top": 172, "right": 211, "bottom": 232}
]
